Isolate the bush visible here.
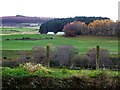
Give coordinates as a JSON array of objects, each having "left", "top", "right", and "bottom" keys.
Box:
[
  {"left": 31, "top": 46, "right": 46, "bottom": 64},
  {"left": 2, "top": 60, "right": 19, "bottom": 68},
  {"left": 110, "top": 56, "right": 120, "bottom": 70},
  {"left": 3, "top": 56, "right": 7, "bottom": 59},
  {"left": 50, "top": 60, "right": 59, "bottom": 67},
  {"left": 70, "top": 54, "right": 89, "bottom": 68},
  {"left": 18, "top": 51, "right": 31, "bottom": 64},
  {"left": 54, "top": 46, "right": 79, "bottom": 67},
  {"left": 71, "top": 54, "right": 81, "bottom": 67},
  {"left": 87, "top": 48, "right": 113, "bottom": 69}
]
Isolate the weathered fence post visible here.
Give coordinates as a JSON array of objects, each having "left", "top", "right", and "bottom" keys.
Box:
[
  {"left": 96, "top": 46, "right": 100, "bottom": 69},
  {"left": 46, "top": 45, "right": 50, "bottom": 67}
]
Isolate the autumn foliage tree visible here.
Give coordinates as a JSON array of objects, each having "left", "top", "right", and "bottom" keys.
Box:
[
  {"left": 63, "top": 21, "right": 87, "bottom": 37},
  {"left": 61, "top": 19, "right": 119, "bottom": 37},
  {"left": 88, "top": 19, "right": 116, "bottom": 36}
]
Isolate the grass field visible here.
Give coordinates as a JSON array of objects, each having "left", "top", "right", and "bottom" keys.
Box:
[
  {"left": 0, "top": 27, "right": 39, "bottom": 34},
  {"left": 2, "top": 34, "right": 118, "bottom": 54}
]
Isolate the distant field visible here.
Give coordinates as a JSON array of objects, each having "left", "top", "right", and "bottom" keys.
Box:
[
  {"left": 2, "top": 34, "right": 118, "bottom": 54},
  {"left": 0, "top": 27, "right": 39, "bottom": 34}
]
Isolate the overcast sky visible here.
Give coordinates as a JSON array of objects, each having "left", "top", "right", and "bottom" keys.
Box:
[{"left": 0, "top": 0, "right": 119, "bottom": 21}]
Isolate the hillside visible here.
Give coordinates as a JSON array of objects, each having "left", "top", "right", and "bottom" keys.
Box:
[{"left": 0, "top": 15, "right": 53, "bottom": 26}]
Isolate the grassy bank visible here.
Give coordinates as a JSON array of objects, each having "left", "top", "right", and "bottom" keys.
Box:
[
  {"left": 2, "top": 65, "right": 119, "bottom": 78},
  {"left": 2, "top": 66, "right": 120, "bottom": 89}
]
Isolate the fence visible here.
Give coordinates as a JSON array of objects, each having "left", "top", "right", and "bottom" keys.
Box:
[{"left": 2, "top": 45, "right": 119, "bottom": 70}]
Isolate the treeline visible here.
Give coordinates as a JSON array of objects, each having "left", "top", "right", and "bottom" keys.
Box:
[
  {"left": 1, "top": 15, "right": 53, "bottom": 24},
  {"left": 39, "top": 16, "right": 109, "bottom": 34},
  {"left": 63, "top": 20, "right": 119, "bottom": 37}
]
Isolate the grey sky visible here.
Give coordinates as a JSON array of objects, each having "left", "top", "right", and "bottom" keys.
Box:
[{"left": 0, "top": 0, "right": 119, "bottom": 21}]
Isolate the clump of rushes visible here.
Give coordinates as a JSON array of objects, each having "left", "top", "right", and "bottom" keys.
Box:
[{"left": 20, "top": 62, "right": 50, "bottom": 73}]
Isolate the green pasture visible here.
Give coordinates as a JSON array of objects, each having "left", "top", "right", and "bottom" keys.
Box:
[
  {"left": 2, "top": 34, "right": 118, "bottom": 54},
  {"left": 0, "top": 27, "right": 39, "bottom": 34}
]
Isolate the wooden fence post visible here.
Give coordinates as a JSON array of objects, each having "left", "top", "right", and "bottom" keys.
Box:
[
  {"left": 96, "top": 46, "right": 100, "bottom": 69},
  {"left": 46, "top": 45, "right": 50, "bottom": 67}
]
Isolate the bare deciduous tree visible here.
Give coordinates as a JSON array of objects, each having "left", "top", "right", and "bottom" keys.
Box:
[
  {"left": 19, "top": 50, "right": 29, "bottom": 64},
  {"left": 87, "top": 48, "right": 113, "bottom": 69},
  {"left": 32, "top": 46, "right": 46, "bottom": 64},
  {"left": 54, "top": 45, "right": 78, "bottom": 67}
]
